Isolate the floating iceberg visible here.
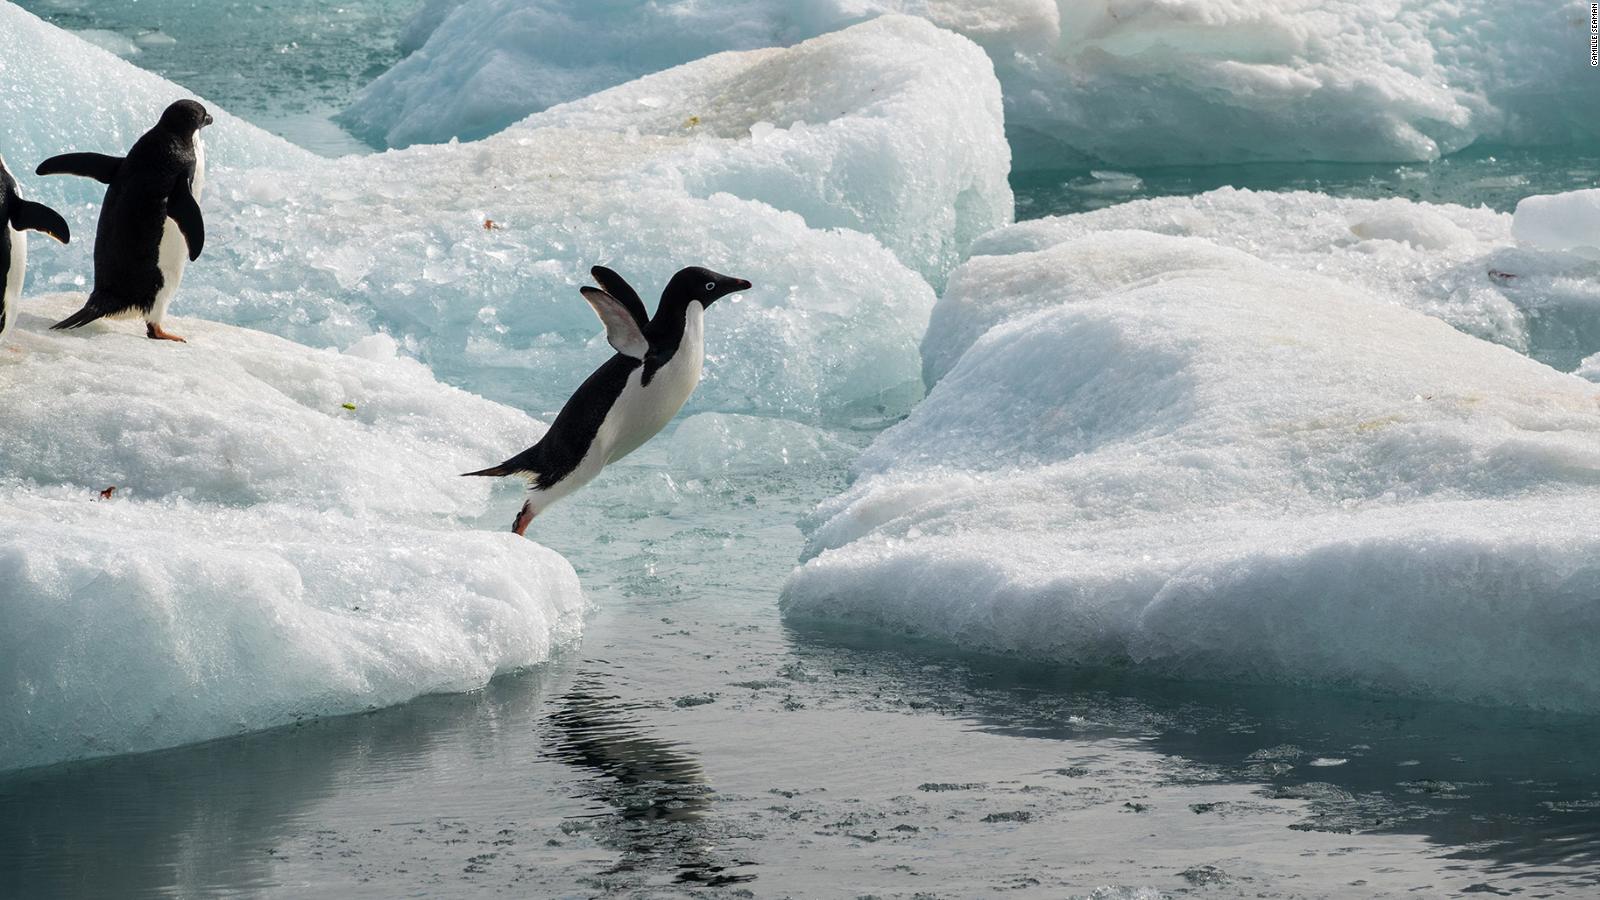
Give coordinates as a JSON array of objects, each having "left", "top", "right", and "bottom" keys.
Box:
[
  {"left": 346, "top": 0, "right": 1594, "bottom": 168},
  {"left": 10, "top": 9, "right": 1008, "bottom": 424},
  {"left": 943, "top": 189, "right": 1600, "bottom": 378},
  {"left": 0, "top": 297, "right": 585, "bottom": 772},
  {"left": 783, "top": 233, "right": 1600, "bottom": 712}
]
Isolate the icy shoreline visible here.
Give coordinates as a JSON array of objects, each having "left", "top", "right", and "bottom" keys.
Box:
[{"left": 0, "top": 297, "right": 586, "bottom": 772}]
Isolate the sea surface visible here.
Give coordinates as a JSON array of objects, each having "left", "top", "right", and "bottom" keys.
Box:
[{"left": 5, "top": 3, "right": 1600, "bottom": 897}]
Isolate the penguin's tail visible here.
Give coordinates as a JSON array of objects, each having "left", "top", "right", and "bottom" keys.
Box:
[
  {"left": 461, "top": 464, "right": 513, "bottom": 477},
  {"left": 50, "top": 301, "right": 108, "bottom": 331}
]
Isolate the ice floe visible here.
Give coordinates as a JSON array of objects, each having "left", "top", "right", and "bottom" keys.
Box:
[
  {"left": 783, "top": 233, "right": 1600, "bottom": 712},
  {"left": 0, "top": 297, "right": 585, "bottom": 771},
  {"left": 346, "top": 0, "right": 1595, "bottom": 168}
]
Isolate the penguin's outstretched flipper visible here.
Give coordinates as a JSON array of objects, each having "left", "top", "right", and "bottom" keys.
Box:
[
  {"left": 8, "top": 199, "right": 69, "bottom": 244},
  {"left": 589, "top": 266, "right": 649, "bottom": 328},
  {"left": 50, "top": 292, "right": 117, "bottom": 331},
  {"left": 167, "top": 179, "right": 204, "bottom": 260},
  {"left": 36, "top": 152, "right": 123, "bottom": 184},
  {"left": 580, "top": 287, "right": 649, "bottom": 359}
]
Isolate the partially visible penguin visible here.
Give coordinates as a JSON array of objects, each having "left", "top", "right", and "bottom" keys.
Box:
[
  {"left": 0, "top": 156, "right": 70, "bottom": 346},
  {"left": 465, "top": 265, "right": 752, "bottom": 535},
  {"left": 36, "top": 99, "right": 211, "bottom": 342}
]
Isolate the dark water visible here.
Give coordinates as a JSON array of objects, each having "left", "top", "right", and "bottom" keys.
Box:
[
  {"left": 1013, "top": 144, "right": 1600, "bottom": 221},
  {"left": 5, "top": 449, "right": 1600, "bottom": 898}
]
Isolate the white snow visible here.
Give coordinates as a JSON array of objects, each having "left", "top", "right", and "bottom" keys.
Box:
[
  {"left": 0, "top": 296, "right": 585, "bottom": 772},
  {"left": 940, "top": 189, "right": 1600, "bottom": 379},
  {"left": 1513, "top": 189, "right": 1600, "bottom": 260},
  {"left": 523, "top": 18, "right": 1012, "bottom": 284},
  {"left": 783, "top": 233, "right": 1600, "bottom": 713},
  {"left": 347, "top": 0, "right": 1595, "bottom": 168}
]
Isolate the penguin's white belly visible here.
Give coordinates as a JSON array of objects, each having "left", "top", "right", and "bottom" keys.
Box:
[
  {"left": 1, "top": 226, "right": 23, "bottom": 342},
  {"left": 149, "top": 220, "right": 187, "bottom": 324},
  {"left": 151, "top": 138, "right": 203, "bottom": 324},
  {"left": 600, "top": 305, "right": 705, "bottom": 465}
]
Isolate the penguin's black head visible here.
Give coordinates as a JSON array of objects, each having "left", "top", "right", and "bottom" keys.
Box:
[
  {"left": 159, "top": 100, "right": 213, "bottom": 135},
  {"left": 664, "top": 266, "right": 752, "bottom": 309}
]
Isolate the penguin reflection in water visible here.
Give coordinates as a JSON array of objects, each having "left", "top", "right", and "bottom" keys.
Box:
[
  {"left": 37, "top": 99, "right": 211, "bottom": 342},
  {"left": 466, "top": 265, "right": 752, "bottom": 535}
]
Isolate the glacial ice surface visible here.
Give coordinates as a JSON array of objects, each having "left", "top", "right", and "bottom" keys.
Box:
[
  {"left": 15, "top": 13, "right": 1009, "bottom": 423},
  {"left": 345, "top": 0, "right": 1595, "bottom": 168},
  {"left": 940, "top": 189, "right": 1600, "bottom": 379},
  {"left": 783, "top": 233, "right": 1600, "bottom": 712},
  {"left": 0, "top": 296, "right": 585, "bottom": 772}
]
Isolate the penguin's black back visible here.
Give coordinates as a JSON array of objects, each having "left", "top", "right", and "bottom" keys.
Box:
[
  {"left": 90, "top": 128, "right": 196, "bottom": 313},
  {"left": 492, "top": 353, "right": 643, "bottom": 490}
]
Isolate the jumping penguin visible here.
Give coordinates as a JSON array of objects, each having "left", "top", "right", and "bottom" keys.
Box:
[
  {"left": 36, "top": 99, "right": 211, "bottom": 342},
  {"left": 0, "top": 156, "right": 70, "bottom": 346},
  {"left": 465, "top": 265, "right": 752, "bottom": 535}
]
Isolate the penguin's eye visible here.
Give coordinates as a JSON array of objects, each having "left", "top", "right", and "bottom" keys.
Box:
[{"left": 704, "top": 281, "right": 716, "bottom": 292}]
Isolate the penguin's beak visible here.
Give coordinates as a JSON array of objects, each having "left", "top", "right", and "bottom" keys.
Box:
[
  {"left": 203, "top": 113, "right": 214, "bottom": 127},
  {"left": 719, "top": 277, "right": 752, "bottom": 299}
]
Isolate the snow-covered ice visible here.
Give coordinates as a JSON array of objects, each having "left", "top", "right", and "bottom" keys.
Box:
[
  {"left": 0, "top": 296, "right": 585, "bottom": 772},
  {"left": 942, "top": 189, "right": 1600, "bottom": 378},
  {"left": 783, "top": 233, "right": 1600, "bottom": 712},
  {"left": 10, "top": 10, "right": 1008, "bottom": 423},
  {"left": 346, "top": 0, "right": 1595, "bottom": 168}
]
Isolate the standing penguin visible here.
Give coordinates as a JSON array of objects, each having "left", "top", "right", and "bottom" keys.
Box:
[
  {"left": 36, "top": 99, "right": 211, "bottom": 342},
  {"left": 465, "top": 265, "right": 752, "bottom": 535},
  {"left": 0, "top": 156, "right": 70, "bottom": 346}
]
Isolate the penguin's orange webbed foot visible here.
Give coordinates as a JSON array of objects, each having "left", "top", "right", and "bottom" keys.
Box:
[
  {"left": 512, "top": 502, "right": 538, "bottom": 537},
  {"left": 146, "top": 322, "right": 186, "bottom": 342}
]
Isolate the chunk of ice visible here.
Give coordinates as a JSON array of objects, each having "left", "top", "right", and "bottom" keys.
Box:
[
  {"left": 1513, "top": 189, "right": 1600, "bottom": 259},
  {"left": 0, "top": 297, "right": 585, "bottom": 772},
  {"left": 784, "top": 240, "right": 1600, "bottom": 712}
]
